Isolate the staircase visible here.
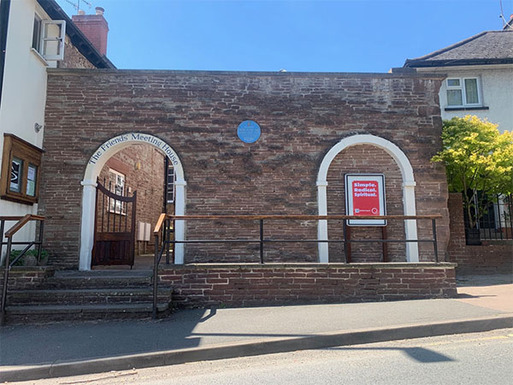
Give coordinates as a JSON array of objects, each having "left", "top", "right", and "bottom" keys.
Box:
[{"left": 4, "top": 270, "right": 172, "bottom": 324}]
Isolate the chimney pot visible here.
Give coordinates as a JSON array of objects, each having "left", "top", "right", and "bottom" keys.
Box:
[
  {"left": 95, "top": 7, "right": 105, "bottom": 16},
  {"left": 78, "top": 9, "right": 85, "bottom": 15}
]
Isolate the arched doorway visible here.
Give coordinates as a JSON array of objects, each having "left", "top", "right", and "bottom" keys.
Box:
[
  {"left": 79, "top": 133, "right": 186, "bottom": 271},
  {"left": 317, "top": 134, "right": 418, "bottom": 263}
]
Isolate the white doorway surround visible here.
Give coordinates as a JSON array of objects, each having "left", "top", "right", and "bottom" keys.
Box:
[
  {"left": 79, "top": 133, "right": 187, "bottom": 270},
  {"left": 316, "top": 134, "right": 419, "bottom": 263}
]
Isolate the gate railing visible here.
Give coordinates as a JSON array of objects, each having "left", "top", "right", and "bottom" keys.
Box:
[
  {"left": 152, "top": 214, "right": 442, "bottom": 318},
  {"left": 467, "top": 193, "right": 513, "bottom": 241},
  {"left": 0, "top": 215, "right": 45, "bottom": 324}
]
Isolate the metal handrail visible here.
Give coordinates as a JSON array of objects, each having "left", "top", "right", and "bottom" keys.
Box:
[
  {"left": 152, "top": 214, "right": 442, "bottom": 318},
  {"left": 1, "top": 215, "right": 45, "bottom": 325},
  {"left": 153, "top": 214, "right": 175, "bottom": 319}
]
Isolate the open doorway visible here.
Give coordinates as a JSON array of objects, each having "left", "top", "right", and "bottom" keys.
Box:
[
  {"left": 79, "top": 133, "right": 186, "bottom": 271},
  {"left": 92, "top": 144, "right": 175, "bottom": 270}
]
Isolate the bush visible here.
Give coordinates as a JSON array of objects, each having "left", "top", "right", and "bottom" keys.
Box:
[{"left": 9, "top": 249, "right": 48, "bottom": 267}]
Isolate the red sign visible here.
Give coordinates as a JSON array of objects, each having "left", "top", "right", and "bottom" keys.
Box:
[
  {"left": 345, "top": 174, "right": 386, "bottom": 226},
  {"left": 351, "top": 180, "right": 380, "bottom": 216}
]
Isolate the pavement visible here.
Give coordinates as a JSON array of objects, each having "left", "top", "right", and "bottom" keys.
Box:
[{"left": 0, "top": 273, "right": 512, "bottom": 383}]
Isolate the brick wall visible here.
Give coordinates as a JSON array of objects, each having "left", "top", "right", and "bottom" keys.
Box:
[
  {"left": 158, "top": 263, "right": 457, "bottom": 307},
  {"left": 327, "top": 145, "right": 405, "bottom": 262},
  {"left": 41, "top": 70, "right": 448, "bottom": 267},
  {"left": 447, "top": 193, "right": 513, "bottom": 274},
  {"left": 0, "top": 267, "right": 53, "bottom": 290}
]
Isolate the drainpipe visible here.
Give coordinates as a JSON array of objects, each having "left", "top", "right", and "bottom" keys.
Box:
[{"left": 0, "top": 0, "right": 11, "bottom": 111}]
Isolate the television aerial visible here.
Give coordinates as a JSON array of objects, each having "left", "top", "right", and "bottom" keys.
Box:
[{"left": 64, "top": 0, "right": 94, "bottom": 14}]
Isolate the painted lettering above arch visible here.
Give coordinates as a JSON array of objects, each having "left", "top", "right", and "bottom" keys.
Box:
[{"left": 88, "top": 133, "right": 180, "bottom": 166}]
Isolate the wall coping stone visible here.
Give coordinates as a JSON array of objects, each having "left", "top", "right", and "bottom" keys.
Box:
[
  {"left": 47, "top": 68, "right": 446, "bottom": 80},
  {"left": 0, "top": 266, "right": 55, "bottom": 273},
  {"left": 160, "top": 262, "right": 457, "bottom": 270}
]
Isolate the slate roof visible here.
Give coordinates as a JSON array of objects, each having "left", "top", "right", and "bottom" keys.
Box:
[
  {"left": 404, "top": 30, "right": 513, "bottom": 68},
  {"left": 38, "top": 0, "right": 115, "bottom": 69}
]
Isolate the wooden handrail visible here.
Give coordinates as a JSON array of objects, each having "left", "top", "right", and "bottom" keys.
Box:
[
  {"left": 0, "top": 216, "right": 33, "bottom": 221},
  {"left": 4, "top": 215, "right": 45, "bottom": 238},
  {"left": 153, "top": 213, "right": 167, "bottom": 235},
  {"left": 162, "top": 214, "right": 443, "bottom": 221}
]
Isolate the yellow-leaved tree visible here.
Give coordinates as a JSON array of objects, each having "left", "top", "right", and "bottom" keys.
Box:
[{"left": 432, "top": 116, "right": 513, "bottom": 230}]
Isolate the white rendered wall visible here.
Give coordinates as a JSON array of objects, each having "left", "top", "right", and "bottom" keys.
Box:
[
  {"left": 422, "top": 65, "right": 513, "bottom": 132},
  {"left": 0, "top": 0, "right": 50, "bottom": 259}
]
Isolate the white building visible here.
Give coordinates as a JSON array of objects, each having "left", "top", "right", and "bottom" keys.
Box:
[
  {"left": 403, "top": 20, "right": 513, "bottom": 132},
  {"left": 0, "top": 0, "right": 113, "bottom": 261}
]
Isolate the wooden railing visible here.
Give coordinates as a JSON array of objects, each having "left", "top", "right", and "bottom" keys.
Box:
[
  {"left": 152, "top": 214, "right": 442, "bottom": 318},
  {"left": 0, "top": 215, "right": 45, "bottom": 324}
]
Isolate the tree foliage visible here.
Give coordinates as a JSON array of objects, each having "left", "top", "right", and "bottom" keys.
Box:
[{"left": 432, "top": 116, "right": 513, "bottom": 228}]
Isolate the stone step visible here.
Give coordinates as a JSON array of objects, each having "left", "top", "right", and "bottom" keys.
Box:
[
  {"left": 5, "top": 302, "right": 171, "bottom": 324},
  {"left": 7, "top": 287, "right": 172, "bottom": 306},
  {"left": 40, "top": 270, "right": 154, "bottom": 289}
]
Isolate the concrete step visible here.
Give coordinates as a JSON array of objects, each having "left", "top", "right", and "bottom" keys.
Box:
[
  {"left": 7, "top": 287, "right": 172, "bottom": 306},
  {"left": 5, "top": 302, "right": 171, "bottom": 324}
]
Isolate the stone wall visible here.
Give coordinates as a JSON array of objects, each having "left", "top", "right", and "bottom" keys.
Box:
[
  {"left": 158, "top": 263, "right": 457, "bottom": 308},
  {"left": 447, "top": 193, "right": 513, "bottom": 274},
  {"left": 60, "top": 37, "right": 96, "bottom": 69},
  {"left": 41, "top": 70, "right": 448, "bottom": 267}
]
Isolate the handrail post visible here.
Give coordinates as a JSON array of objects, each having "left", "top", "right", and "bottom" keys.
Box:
[
  {"left": 342, "top": 219, "right": 349, "bottom": 263},
  {"left": 0, "top": 219, "right": 5, "bottom": 265},
  {"left": 432, "top": 218, "right": 439, "bottom": 263},
  {"left": 165, "top": 219, "right": 170, "bottom": 265},
  {"left": 1, "top": 237, "right": 13, "bottom": 325},
  {"left": 37, "top": 220, "right": 44, "bottom": 264},
  {"left": 153, "top": 232, "right": 159, "bottom": 319},
  {"left": 259, "top": 219, "right": 264, "bottom": 264}
]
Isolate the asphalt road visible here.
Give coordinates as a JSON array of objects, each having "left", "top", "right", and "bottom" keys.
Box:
[{"left": 8, "top": 329, "right": 513, "bottom": 385}]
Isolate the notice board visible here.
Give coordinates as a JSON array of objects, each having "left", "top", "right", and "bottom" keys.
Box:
[{"left": 345, "top": 174, "right": 386, "bottom": 226}]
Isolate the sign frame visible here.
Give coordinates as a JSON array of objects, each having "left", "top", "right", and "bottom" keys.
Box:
[{"left": 345, "top": 173, "right": 387, "bottom": 226}]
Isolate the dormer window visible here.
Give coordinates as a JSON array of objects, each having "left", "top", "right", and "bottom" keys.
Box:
[
  {"left": 32, "top": 15, "right": 66, "bottom": 61},
  {"left": 446, "top": 77, "right": 481, "bottom": 107}
]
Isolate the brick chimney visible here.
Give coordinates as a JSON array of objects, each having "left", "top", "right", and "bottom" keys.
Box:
[{"left": 72, "top": 7, "right": 109, "bottom": 56}]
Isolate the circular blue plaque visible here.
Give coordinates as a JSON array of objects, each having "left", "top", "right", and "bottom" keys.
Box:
[{"left": 237, "top": 120, "right": 261, "bottom": 143}]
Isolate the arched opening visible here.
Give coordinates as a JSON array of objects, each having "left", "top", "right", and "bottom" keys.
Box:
[
  {"left": 79, "top": 133, "right": 186, "bottom": 271},
  {"left": 317, "top": 134, "right": 418, "bottom": 263}
]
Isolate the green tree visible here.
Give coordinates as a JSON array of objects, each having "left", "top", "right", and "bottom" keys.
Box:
[{"left": 432, "top": 116, "right": 513, "bottom": 229}]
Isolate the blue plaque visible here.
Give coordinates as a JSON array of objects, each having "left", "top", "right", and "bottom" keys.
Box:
[{"left": 237, "top": 120, "right": 261, "bottom": 143}]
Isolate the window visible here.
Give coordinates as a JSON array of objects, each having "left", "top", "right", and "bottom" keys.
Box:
[
  {"left": 32, "top": 15, "right": 66, "bottom": 61},
  {"left": 1, "top": 134, "right": 43, "bottom": 204},
  {"left": 108, "top": 169, "right": 126, "bottom": 215},
  {"left": 446, "top": 77, "right": 481, "bottom": 107},
  {"left": 166, "top": 163, "right": 175, "bottom": 203}
]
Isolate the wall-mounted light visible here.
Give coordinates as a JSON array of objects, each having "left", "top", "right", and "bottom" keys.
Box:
[
  {"left": 134, "top": 161, "right": 142, "bottom": 170},
  {"left": 34, "top": 123, "right": 43, "bottom": 133}
]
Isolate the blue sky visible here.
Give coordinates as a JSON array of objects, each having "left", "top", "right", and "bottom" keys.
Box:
[{"left": 56, "top": 0, "right": 513, "bottom": 72}]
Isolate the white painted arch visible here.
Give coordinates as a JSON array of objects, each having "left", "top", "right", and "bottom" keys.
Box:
[
  {"left": 79, "top": 133, "right": 187, "bottom": 270},
  {"left": 316, "top": 134, "right": 418, "bottom": 263}
]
